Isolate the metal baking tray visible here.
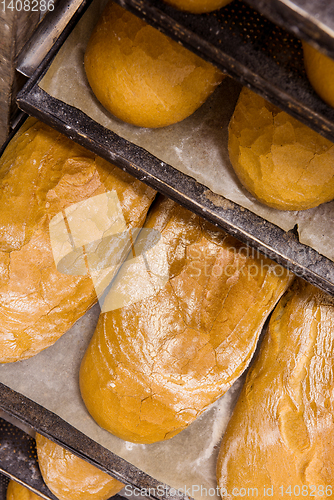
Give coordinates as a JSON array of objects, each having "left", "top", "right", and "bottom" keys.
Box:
[
  {"left": 0, "top": 412, "right": 166, "bottom": 500},
  {"left": 0, "top": 413, "right": 155, "bottom": 500},
  {"left": 102, "top": 0, "right": 334, "bottom": 143},
  {"left": 244, "top": 0, "right": 334, "bottom": 59},
  {"left": 13, "top": 0, "right": 334, "bottom": 297},
  {"left": 16, "top": 0, "right": 334, "bottom": 143},
  {"left": 0, "top": 118, "right": 194, "bottom": 499},
  {"left": 0, "top": 385, "right": 183, "bottom": 500},
  {"left": 0, "top": 416, "right": 57, "bottom": 500}
]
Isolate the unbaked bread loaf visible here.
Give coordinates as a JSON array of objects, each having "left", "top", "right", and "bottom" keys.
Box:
[
  {"left": 217, "top": 278, "right": 334, "bottom": 499},
  {"left": 6, "top": 480, "right": 41, "bottom": 500},
  {"left": 80, "top": 196, "right": 294, "bottom": 444},
  {"left": 0, "top": 118, "right": 156, "bottom": 363},
  {"left": 162, "top": 0, "right": 232, "bottom": 13},
  {"left": 84, "top": 2, "right": 224, "bottom": 128},
  {"left": 228, "top": 87, "right": 334, "bottom": 210},
  {"left": 303, "top": 41, "right": 334, "bottom": 108},
  {"left": 35, "top": 433, "right": 124, "bottom": 500}
]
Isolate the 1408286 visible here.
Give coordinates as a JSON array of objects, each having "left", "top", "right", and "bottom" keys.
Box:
[
  {"left": 277, "top": 485, "right": 332, "bottom": 497},
  {"left": 1, "top": 0, "right": 54, "bottom": 11}
]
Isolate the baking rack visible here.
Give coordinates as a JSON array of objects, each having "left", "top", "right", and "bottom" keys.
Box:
[
  {"left": 0, "top": 385, "right": 180, "bottom": 500},
  {"left": 2, "top": 0, "right": 334, "bottom": 497}
]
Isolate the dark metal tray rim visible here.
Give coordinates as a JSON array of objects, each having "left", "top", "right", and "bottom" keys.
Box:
[
  {"left": 0, "top": 383, "right": 185, "bottom": 500},
  {"left": 16, "top": 79, "right": 334, "bottom": 298}
]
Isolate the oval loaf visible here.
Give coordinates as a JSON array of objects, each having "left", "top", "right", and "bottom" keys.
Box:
[
  {"left": 228, "top": 87, "right": 334, "bottom": 210},
  {"left": 80, "top": 196, "right": 294, "bottom": 443},
  {"left": 217, "top": 279, "right": 334, "bottom": 499},
  {"left": 84, "top": 2, "right": 224, "bottom": 128},
  {"left": 0, "top": 118, "right": 156, "bottom": 362}
]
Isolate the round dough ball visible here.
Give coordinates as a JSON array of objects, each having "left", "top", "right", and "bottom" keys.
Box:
[
  {"left": 163, "top": 0, "right": 232, "bottom": 13},
  {"left": 228, "top": 87, "right": 334, "bottom": 211},
  {"left": 303, "top": 41, "right": 334, "bottom": 108},
  {"left": 35, "top": 433, "right": 124, "bottom": 500},
  {"left": 84, "top": 2, "right": 224, "bottom": 128}
]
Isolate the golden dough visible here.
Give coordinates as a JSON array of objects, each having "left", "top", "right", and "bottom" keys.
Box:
[
  {"left": 217, "top": 278, "right": 334, "bottom": 499},
  {"left": 303, "top": 41, "right": 334, "bottom": 109},
  {"left": 6, "top": 480, "right": 41, "bottom": 500},
  {"left": 228, "top": 87, "right": 334, "bottom": 210},
  {"left": 80, "top": 196, "right": 294, "bottom": 444},
  {"left": 0, "top": 118, "right": 156, "bottom": 363},
  {"left": 84, "top": 2, "right": 224, "bottom": 128},
  {"left": 162, "top": 0, "right": 232, "bottom": 13},
  {"left": 35, "top": 434, "right": 123, "bottom": 500}
]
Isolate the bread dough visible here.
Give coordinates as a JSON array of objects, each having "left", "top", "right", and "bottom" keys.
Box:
[
  {"left": 163, "top": 0, "right": 232, "bottom": 14},
  {"left": 303, "top": 41, "right": 334, "bottom": 109},
  {"left": 84, "top": 2, "right": 224, "bottom": 128},
  {"left": 217, "top": 278, "right": 334, "bottom": 499},
  {"left": 0, "top": 118, "right": 156, "bottom": 362},
  {"left": 6, "top": 480, "right": 42, "bottom": 500},
  {"left": 36, "top": 434, "right": 124, "bottom": 500},
  {"left": 80, "top": 196, "right": 293, "bottom": 444},
  {"left": 228, "top": 87, "right": 334, "bottom": 210}
]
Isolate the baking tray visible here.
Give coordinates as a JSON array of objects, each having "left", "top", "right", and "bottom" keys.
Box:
[
  {"left": 16, "top": 0, "right": 334, "bottom": 144},
  {"left": 0, "top": 416, "right": 57, "bottom": 500},
  {"left": 13, "top": 0, "right": 334, "bottom": 297},
  {"left": 0, "top": 412, "right": 172, "bottom": 500},
  {"left": 103, "top": 0, "right": 334, "bottom": 144},
  {"left": 0, "top": 384, "right": 188, "bottom": 500},
  {"left": 243, "top": 0, "right": 334, "bottom": 59},
  {"left": 0, "top": 413, "right": 154, "bottom": 500}
]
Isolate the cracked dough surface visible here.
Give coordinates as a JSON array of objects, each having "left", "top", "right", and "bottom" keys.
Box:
[
  {"left": 0, "top": 118, "right": 156, "bottom": 363},
  {"left": 228, "top": 87, "right": 334, "bottom": 210},
  {"left": 80, "top": 196, "right": 294, "bottom": 444},
  {"left": 217, "top": 278, "right": 334, "bottom": 499},
  {"left": 84, "top": 2, "right": 224, "bottom": 128},
  {"left": 35, "top": 433, "right": 124, "bottom": 500}
]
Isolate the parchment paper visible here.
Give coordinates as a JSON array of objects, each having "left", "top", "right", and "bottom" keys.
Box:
[
  {"left": 39, "top": 0, "right": 334, "bottom": 263},
  {"left": 0, "top": 303, "right": 244, "bottom": 500}
]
